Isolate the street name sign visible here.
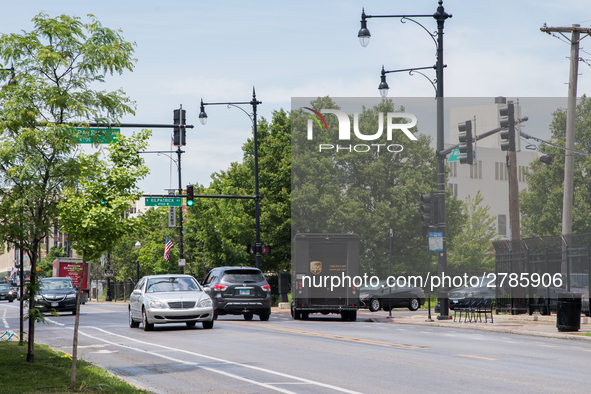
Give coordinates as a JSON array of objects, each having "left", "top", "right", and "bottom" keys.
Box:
[
  {"left": 74, "top": 128, "right": 119, "bottom": 144},
  {"left": 447, "top": 149, "right": 461, "bottom": 162},
  {"left": 145, "top": 197, "right": 183, "bottom": 207}
]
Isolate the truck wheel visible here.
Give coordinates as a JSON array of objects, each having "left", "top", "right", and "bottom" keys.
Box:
[
  {"left": 369, "top": 298, "right": 381, "bottom": 312},
  {"left": 301, "top": 312, "right": 309, "bottom": 320},
  {"left": 409, "top": 298, "right": 420, "bottom": 311},
  {"left": 293, "top": 309, "right": 301, "bottom": 320},
  {"left": 349, "top": 311, "right": 357, "bottom": 321}
]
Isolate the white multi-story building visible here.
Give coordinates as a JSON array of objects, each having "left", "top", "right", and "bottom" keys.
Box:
[{"left": 443, "top": 97, "right": 540, "bottom": 239}]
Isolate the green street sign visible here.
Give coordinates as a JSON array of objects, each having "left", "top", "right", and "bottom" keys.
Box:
[
  {"left": 145, "top": 197, "right": 183, "bottom": 207},
  {"left": 448, "top": 149, "right": 461, "bottom": 162},
  {"left": 74, "top": 128, "right": 119, "bottom": 144}
]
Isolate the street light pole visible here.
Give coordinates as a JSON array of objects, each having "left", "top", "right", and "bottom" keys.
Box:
[
  {"left": 134, "top": 241, "right": 141, "bottom": 282},
  {"left": 359, "top": 0, "right": 452, "bottom": 319},
  {"left": 199, "top": 88, "right": 263, "bottom": 269}
]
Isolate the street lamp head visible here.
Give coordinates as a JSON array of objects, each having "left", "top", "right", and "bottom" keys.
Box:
[
  {"left": 135, "top": 241, "right": 141, "bottom": 250},
  {"left": 358, "top": 9, "right": 371, "bottom": 47},
  {"left": 378, "top": 66, "right": 389, "bottom": 98},
  {"left": 199, "top": 99, "right": 208, "bottom": 125}
]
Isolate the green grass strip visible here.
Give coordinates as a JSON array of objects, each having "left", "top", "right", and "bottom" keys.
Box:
[{"left": 0, "top": 340, "right": 152, "bottom": 393}]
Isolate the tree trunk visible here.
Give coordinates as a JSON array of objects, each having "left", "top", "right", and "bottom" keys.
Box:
[
  {"left": 70, "top": 251, "right": 86, "bottom": 389},
  {"left": 27, "top": 251, "right": 36, "bottom": 363}
]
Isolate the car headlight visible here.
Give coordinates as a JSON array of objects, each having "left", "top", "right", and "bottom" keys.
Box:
[
  {"left": 148, "top": 300, "right": 167, "bottom": 309},
  {"left": 34, "top": 295, "right": 42, "bottom": 301},
  {"left": 198, "top": 297, "right": 213, "bottom": 308},
  {"left": 66, "top": 293, "right": 77, "bottom": 299}
]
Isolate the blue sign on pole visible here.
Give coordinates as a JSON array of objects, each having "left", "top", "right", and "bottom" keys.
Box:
[{"left": 428, "top": 232, "right": 443, "bottom": 251}]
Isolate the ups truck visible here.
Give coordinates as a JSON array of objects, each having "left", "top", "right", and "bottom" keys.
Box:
[
  {"left": 53, "top": 258, "right": 90, "bottom": 303},
  {"left": 291, "top": 233, "right": 360, "bottom": 321}
]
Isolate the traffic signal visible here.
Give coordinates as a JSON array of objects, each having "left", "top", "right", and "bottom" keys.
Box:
[
  {"left": 540, "top": 155, "right": 554, "bottom": 165},
  {"left": 173, "top": 108, "right": 187, "bottom": 146},
  {"left": 458, "top": 120, "right": 473, "bottom": 165},
  {"left": 499, "top": 101, "right": 515, "bottom": 152},
  {"left": 186, "top": 185, "right": 194, "bottom": 206},
  {"left": 420, "top": 193, "right": 437, "bottom": 225}
]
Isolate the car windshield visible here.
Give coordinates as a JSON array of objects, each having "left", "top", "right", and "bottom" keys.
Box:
[
  {"left": 41, "top": 279, "right": 74, "bottom": 290},
  {"left": 221, "top": 270, "right": 265, "bottom": 284},
  {"left": 146, "top": 277, "right": 200, "bottom": 293},
  {"left": 0, "top": 284, "right": 9, "bottom": 291}
]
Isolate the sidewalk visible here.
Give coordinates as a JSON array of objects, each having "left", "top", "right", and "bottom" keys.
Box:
[
  {"left": 273, "top": 306, "right": 591, "bottom": 341},
  {"left": 363, "top": 310, "right": 591, "bottom": 341}
]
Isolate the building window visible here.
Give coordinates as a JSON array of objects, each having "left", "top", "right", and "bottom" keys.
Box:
[
  {"left": 448, "top": 183, "right": 458, "bottom": 197},
  {"left": 498, "top": 214, "right": 507, "bottom": 236},
  {"left": 496, "top": 162, "right": 508, "bottom": 181},
  {"left": 470, "top": 161, "right": 482, "bottom": 179},
  {"left": 447, "top": 161, "right": 457, "bottom": 177},
  {"left": 518, "top": 166, "right": 529, "bottom": 182}
]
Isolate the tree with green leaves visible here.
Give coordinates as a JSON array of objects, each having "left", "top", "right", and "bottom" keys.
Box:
[
  {"left": 291, "top": 97, "right": 463, "bottom": 277},
  {"left": 59, "top": 130, "right": 150, "bottom": 389},
  {"left": 0, "top": 12, "right": 136, "bottom": 366},
  {"left": 38, "top": 246, "right": 69, "bottom": 278},
  {"left": 184, "top": 109, "right": 292, "bottom": 275},
  {"left": 111, "top": 207, "right": 180, "bottom": 282},
  {"left": 447, "top": 191, "right": 496, "bottom": 273},
  {"left": 520, "top": 95, "right": 591, "bottom": 237}
]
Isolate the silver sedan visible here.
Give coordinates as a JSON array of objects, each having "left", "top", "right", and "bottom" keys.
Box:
[{"left": 129, "top": 274, "right": 214, "bottom": 331}]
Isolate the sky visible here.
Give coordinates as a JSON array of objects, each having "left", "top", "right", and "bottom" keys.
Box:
[{"left": 2, "top": 0, "right": 591, "bottom": 193}]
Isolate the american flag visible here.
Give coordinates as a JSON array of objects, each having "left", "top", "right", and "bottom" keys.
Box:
[{"left": 164, "top": 236, "right": 174, "bottom": 262}]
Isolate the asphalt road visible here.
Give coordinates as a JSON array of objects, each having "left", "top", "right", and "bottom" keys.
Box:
[{"left": 2, "top": 302, "right": 591, "bottom": 393}]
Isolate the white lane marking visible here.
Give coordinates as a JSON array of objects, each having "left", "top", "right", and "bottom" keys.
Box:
[
  {"left": 43, "top": 320, "right": 361, "bottom": 394},
  {"left": 1, "top": 308, "right": 8, "bottom": 329},
  {"left": 88, "top": 326, "right": 362, "bottom": 394},
  {"left": 75, "top": 329, "right": 297, "bottom": 394}
]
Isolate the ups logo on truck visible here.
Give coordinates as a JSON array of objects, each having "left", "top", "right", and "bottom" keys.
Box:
[{"left": 310, "top": 261, "right": 322, "bottom": 275}]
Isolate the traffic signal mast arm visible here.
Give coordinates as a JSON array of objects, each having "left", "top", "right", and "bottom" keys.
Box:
[
  {"left": 142, "top": 193, "right": 256, "bottom": 200},
  {"left": 438, "top": 115, "right": 528, "bottom": 158}
]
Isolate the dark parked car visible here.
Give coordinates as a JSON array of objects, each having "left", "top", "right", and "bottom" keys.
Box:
[
  {"left": 11, "top": 286, "right": 20, "bottom": 301},
  {"left": 359, "top": 281, "right": 425, "bottom": 312},
  {"left": 535, "top": 273, "right": 590, "bottom": 316},
  {"left": 448, "top": 277, "right": 496, "bottom": 310},
  {"left": 202, "top": 267, "right": 271, "bottom": 321},
  {"left": 35, "top": 277, "right": 78, "bottom": 314},
  {"left": 0, "top": 283, "right": 15, "bottom": 302}
]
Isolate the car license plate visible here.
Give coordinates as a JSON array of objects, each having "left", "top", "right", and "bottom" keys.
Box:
[
  {"left": 51, "top": 302, "right": 59, "bottom": 307},
  {"left": 239, "top": 289, "right": 250, "bottom": 296}
]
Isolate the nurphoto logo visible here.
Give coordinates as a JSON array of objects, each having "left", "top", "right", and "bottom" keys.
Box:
[{"left": 303, "top": 107, "right": 417, "bottom": 153}]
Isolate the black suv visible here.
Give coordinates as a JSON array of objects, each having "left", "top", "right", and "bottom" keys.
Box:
[{"left": 202, "top": 267, "right": 271, "bottom": 321}]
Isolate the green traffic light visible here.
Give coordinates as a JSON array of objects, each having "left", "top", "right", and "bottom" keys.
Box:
[{"left": 187, "top": 200, "right": 194, "bottom": 206}]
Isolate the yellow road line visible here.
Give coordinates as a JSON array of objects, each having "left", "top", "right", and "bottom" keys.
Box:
[
  {"left": 232, "top": 322, "right": 428, "bottom": 350},
  {"left": 457, "top": 354, "right": 498, "bottom": 361}
]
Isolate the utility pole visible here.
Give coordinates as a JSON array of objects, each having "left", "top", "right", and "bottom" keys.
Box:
[
  {"left": 540, "top": 24, "right": 591, "bottom": 238},
  {"left": 541, "top": 24, "right": 591, "bottom": 276}
]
